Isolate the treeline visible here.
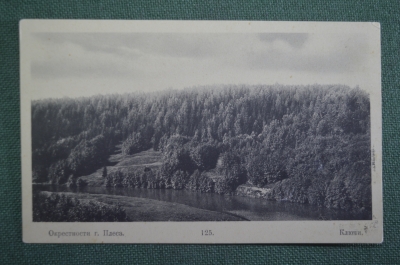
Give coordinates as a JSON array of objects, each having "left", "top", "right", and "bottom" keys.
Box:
[
  {"left": 32, "top": 133, "right": 112, "bottom": 184},
  {"left": 33, "top": 192, "right": 128, "bottom": 222},
  {"left": 104, "top": 160, "right": 238, "bottom": 195},
  {"left": 32, "top": 84, "right": 371, "bottom": 214}
]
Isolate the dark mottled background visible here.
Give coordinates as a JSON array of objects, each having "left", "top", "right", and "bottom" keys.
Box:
[{"left": 0, "top": 1, "right": 399, "bottom": 264}]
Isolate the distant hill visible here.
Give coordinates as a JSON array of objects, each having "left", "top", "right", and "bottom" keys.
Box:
[{"left": 31, "top": 84, "right": 371, "bottom": 216}]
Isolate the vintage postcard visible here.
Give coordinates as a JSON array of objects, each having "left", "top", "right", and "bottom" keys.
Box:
[{"left": 20, "top": 20, "right": 383, "bottom": 243}]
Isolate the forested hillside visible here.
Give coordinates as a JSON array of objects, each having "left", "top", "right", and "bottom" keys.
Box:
[{"left": 32, "top": 84, "right": 371, "bottom": 215}]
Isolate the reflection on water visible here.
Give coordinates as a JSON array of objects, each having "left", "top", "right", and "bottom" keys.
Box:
[{"left": 33, "top": 185, "right": 367, "bottom": 221}]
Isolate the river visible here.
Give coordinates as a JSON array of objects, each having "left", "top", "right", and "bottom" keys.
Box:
[{"left": 33, "top": 185, "right": 368, "bottom": 221}]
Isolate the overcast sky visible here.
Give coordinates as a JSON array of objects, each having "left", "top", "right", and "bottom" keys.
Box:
[{"left": 30, "top": 29, "right": 377, "bottom": 100}]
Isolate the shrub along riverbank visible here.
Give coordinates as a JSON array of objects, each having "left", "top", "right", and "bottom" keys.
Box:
[
  {"left": 33, "top": 191, "right": 129, "bottom": 222},
  {"left": 33, "top": 191, "right": 245, "bottom": 222}
]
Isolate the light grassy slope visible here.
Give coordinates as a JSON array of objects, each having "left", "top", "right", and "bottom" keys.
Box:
[{"left": 81, "top": 146, "right": 162, "bottom": 186}]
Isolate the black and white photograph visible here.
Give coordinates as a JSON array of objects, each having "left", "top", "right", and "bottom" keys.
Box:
[{"left": 21, "top": 20, "right": 382, "bottom": 243}]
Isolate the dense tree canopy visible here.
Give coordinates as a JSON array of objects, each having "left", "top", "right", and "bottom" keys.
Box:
[{"left": 32, "top": 84, "right": 371, "bottom": 215}]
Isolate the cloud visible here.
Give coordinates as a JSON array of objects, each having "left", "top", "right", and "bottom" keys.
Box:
[
  {"left": 248, "top": 32, "right": 368, "bottom": 73},
  {"left": 33, "top": 33, "right": 219, "bottom": 60},
  {"left": 258, "top": 33, "right": 308, "bottom": 48},
  {"left": 29, "top": 29, "right": 376, "bottom": 99},
  {"left": 32, "top": 32, "right": 368, "bottom": 80}
]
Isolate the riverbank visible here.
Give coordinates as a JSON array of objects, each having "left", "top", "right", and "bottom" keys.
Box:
[
  {"left": 55, "top": 147, "right": 369, "bottom": 220},
  {"left": 38, "top": 191, "right": 246, "bottom": 221},
  {"left": 235, "top": 184, "right": 271, "bottom": 198}
]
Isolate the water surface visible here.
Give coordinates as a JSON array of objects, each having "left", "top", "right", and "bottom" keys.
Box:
[{"left": 34, "top": 185, "right": 368, "bottom": 221}]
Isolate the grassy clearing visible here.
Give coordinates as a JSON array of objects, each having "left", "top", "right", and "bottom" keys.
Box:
[
  {"left": 116, "top": 150, "right": 162, "bottom": 167},
  {"left": 81, "top": 147, "right": 162, "bottom": 187},
  {"left": 48, "top": 191, "right": 244, "bottom": 221}
]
